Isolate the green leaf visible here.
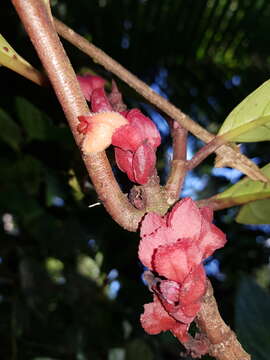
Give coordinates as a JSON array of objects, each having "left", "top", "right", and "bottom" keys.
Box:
[
  {"left": 216, "top": 163, "right": 270, "bottom": 204},
  {"left": 236, "top": 199, "right": 270, "bottom": 224},
  {"left": 218, "top": 80, "right": 270, "bottom": 142},
  {"left": 0, "top": 108, "right": 22, "bottom": 150},
  {"left": 235, "top": 277, "right": 270, "bottom": 359},
  {"left": 15, "top": 97, "right": 51, "bottom": 141},
  {"left": 0, "top": 34, "right": 43, "bottom": 85}
]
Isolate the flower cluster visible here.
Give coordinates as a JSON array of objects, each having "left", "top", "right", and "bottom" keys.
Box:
[
  {"left": 77, "top": 74, "right": 161, "bottom": 184},
  {"left": 138, "top": 198, "right": 226, "bottom": 346},
  {"left": 112, "top": 109, "right": 161, "bottom": 184}
]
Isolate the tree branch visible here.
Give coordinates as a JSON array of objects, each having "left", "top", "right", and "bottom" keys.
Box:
[
  {"left": 10, "top": 5, "right": 252, "bottom": 359},
  {"left": 196, "top": 281, "right": 250, "bottom": 360},
  {"left": 165, "top": 122, "right": 187, "bottom": 204},
  {"left": 12, "top": 0, "right": 143, "bottom": 231},
  {"left": 197, "top": 192, "right": 270, "bottom": 211},
  {"left": 54, "top": 18, "right": 268, "bottom": 183}
]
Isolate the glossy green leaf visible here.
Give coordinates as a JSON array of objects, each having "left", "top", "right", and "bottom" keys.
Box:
[
  {"left": 235, "top": 277, "right": 270, "bottom": 359},
  {"left": 236, "top": 199, "right": 270, "bottom": 224},
  {"left": 0, "top": 108, "right": 21, "bottom": 150},
  {"left": 0, "top": 34, "right": 44, "bottom": 85},
  {"left": 218, "top": 80, "right": 270, "bottom": 142},
  {"left": 216, "top": 163, "right": 270, "bottom": 204},
  {"left": 15, "top": 97, "right": 51, "bottom": 141}
]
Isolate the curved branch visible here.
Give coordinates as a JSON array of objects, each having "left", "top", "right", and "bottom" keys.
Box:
[
  {"left": 54, "top": 18, "right": 267, "bottom": 183},
  {"left": 197, "top": 193, "right": 270, "bottom": 211},
  {"left": 12, "top": 0, "right": 143, "bottom": 231},
  {"left": 196, "top": 281, "right": 250, "bottom": 360}
]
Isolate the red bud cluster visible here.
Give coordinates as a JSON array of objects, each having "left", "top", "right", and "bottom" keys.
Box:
[
  {"left": 139, "top": 198, "right": 226, "bottom": 349},
  {"left": 77, "top": 74, "right": 161, "bottom": 184}
]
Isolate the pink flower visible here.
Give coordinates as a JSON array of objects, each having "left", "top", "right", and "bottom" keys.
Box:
[
  {"left": 139, "top": 198, "right": 226, "bottom": 346},
  {"left": 77, "top": 74, "right": 106, "bottom": 101},
  {"left": 112, "top": 109, "right": 161, "bottom": 184},
  {"left": 77, "top": 76, "right": 161, "bottom": 184}
]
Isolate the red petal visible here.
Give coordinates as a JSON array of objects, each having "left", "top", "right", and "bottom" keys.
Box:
[
  {"left": 114, "top": 147, "right": 135, "bottom": 182},
  {"left": 179, "top": 264, "right": 206, "bottom": 305},
  {"left": 152, "top": 239, "right": 202, "bottom": 283},
  {"left": 198, "top": 216, "right": 227, "bottom": 259},
  {"left": 179, "top": 301, "right": 201, "bottom": 318},
  {"left": 200, "top": 206, "right": 213, "bottom": 222},
  {"left": 140, "top": 212, "right": 166, "bottom": 238},
  {"left": 127, "top": 109, "right": 161, "bottom": 149},
  {"left": 171, "top": 323, "right": 190, "bottom": 343},
  {"left": 77, "top": 75, "right": 106, "bottom": 101},
  {"left": 138, "top": 226, "right": 172, "bottom": 269},
  {"left": 112, "top": 123, "right": 143, "bottom": 151},
  {"left": 140, "top": 295, "right": 177, "bottom": 334},
  {"left": 133, "top": 143, "right": 156, "bottom": 184},
  {"left": 90, "top": 87, "right": 113, "bottom": 112},
  {"left": 167, "top": 198, "right": 202, "bottom": 242},
  {"left": 159, "top": 296, "right": 198, "bottom": 324},
  {"left": 112, "top": 109, "right": 161, "bottom": 152}
]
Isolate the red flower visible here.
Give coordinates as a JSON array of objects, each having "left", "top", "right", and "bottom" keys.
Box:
[
  {"left": 77, "top": 74, "right": 106, "bottom": 101},
  {"left": 77, "top": 76, "right": 161, "bottom": 184},
  {"left": 112, "top": 109, "right": 161, "bottom": 184},
  {"left": 139, "top": 198, "right": 226, "bottom": 345}
]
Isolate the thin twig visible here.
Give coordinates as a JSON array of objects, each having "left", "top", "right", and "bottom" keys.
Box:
[
  {"left": 187, "top": 135, "right": 225, "bottom": 171},
  {"left": 165, "top": 122, "right": 187, "bottom": 204},
  {"left": 54, "top": 17, "right": 268, "bottom": 183},
  {"left": 12, "top": 0, "right": 144, "bottom": 231},
  {"left": 196, "top": 192, "right": 270, "bottom": 211}
]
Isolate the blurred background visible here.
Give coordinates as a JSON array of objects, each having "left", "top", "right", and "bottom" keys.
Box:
[{"left": 1, "top": 0, "right": 270, "bottom": 359}]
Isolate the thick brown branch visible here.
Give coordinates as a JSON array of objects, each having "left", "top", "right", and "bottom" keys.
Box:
[
  {"left": 12, "top": 0, "right": 143, "bottom": 231},
  {"left": 54, "top": 18, "right": 267, "bottom": 183},
  {"left": 196, "top": 281, "right": 250, "bottom": 360}
]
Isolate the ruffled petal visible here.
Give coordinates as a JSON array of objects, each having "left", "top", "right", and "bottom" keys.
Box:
[
  {"left": 138, "top": 226, "right": 173, "bottom": 269},
  {"left": 171, "top": 323, "right": 190, "bottom": 343},
  {"left": 152, "top": 239, "right": 202, "bottom": 283},
  {"left": 179, "top": 301, "right": 201, "bottom": 319},
  {"left": 167, "top": 198, "right": 202, "bottom": 241},
  {"left": 198, "top": 216, "right": 227, "bottom": 259},
  {"left": 140, "top": 295, "right": 177, "bottom": 334},
  {"left": 200, "top": 206, "right": 213, "bottom": 222},
  {"left": 159, "top": 297, "right": 198, "bottom": 324},
  {"left": 179, "top": 264, "right": 207, "bottom": 305},
  {"left": 140, "top": 212, "right": 166, "bottom": 238}
]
